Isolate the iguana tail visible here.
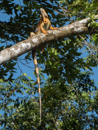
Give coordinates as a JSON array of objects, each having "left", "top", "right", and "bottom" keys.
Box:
[{"left": 32, "top": 50, "right": 41, "bottom": 124}]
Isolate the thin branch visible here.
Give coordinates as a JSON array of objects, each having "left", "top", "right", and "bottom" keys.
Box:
[
  {"left": 79, "top": 35, "right": 97, "bottom": 59},
  {"left": 18, "top": 58, "right": 34, "bottom": 69},
  {"left": 17, "top": 60, "right": 24, "bottom": 74}
]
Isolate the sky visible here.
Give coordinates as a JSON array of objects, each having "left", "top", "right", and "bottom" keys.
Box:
[
  {"left": 0, "top": 0, "right": 98, "bottom": 129},
  {"left": 0, "top": 0, "right": 97, "bottom": 100},
  {"left": 0, "top": 0, "right": 97, "bottom": 85},
  {"left": 0, "top": 0, "right": 98, "bottom": 103}
]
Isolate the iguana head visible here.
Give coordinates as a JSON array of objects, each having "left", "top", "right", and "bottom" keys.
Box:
[{"left": 40, "top": 8, "right": 48, "bottom": 18}]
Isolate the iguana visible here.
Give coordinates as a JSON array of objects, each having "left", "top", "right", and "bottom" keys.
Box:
[{"left": 29, "top": 8, "right": 58, "bottom": 124}]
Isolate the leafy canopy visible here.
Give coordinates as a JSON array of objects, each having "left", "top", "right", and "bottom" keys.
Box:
[{"left": 0, "top": 0, "right": 98, "bottom": 129}]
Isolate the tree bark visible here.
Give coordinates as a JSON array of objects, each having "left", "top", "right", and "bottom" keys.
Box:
[{"left": 0, "top": 15, "right": 98, "bottom": 65}]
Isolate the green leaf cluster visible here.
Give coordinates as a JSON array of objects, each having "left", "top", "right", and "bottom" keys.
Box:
[{"left": 0, "top": 0, "right": 98, "bottom": 129}]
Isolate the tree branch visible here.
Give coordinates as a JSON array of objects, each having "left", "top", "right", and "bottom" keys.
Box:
[{"left": 0, "top": 15, "right": 98, "bottom": 65}]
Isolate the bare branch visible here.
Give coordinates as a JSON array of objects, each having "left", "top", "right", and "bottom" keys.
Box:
[{"left": 79, "top": 35, "right": 97, "bottom": 58}]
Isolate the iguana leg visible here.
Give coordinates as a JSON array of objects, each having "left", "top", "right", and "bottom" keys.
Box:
[
  {"left": 28, "top": 32, "right": 35, "bottom": 39},
  {"left": 40, "top": 25, "right": 48, "bottom": 35},
  {"left": 50, "top": 26, "right": 58, "bottom": 30}
]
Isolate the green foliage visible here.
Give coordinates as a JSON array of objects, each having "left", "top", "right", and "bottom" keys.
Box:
[
  {"left": 0, "top": 72, "right": 97, "bottom": 129},
  {"left": 0, "top": 0, "right": 98, "bottom": 129}
]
